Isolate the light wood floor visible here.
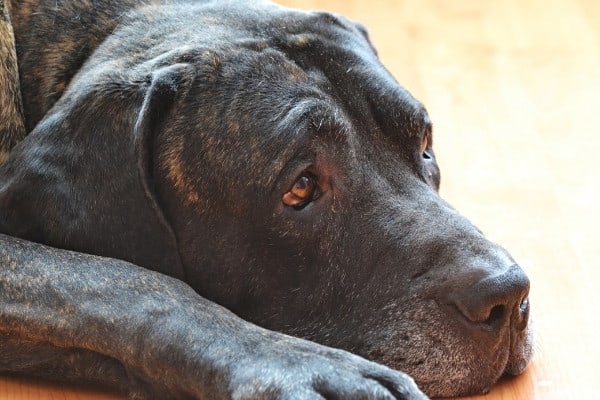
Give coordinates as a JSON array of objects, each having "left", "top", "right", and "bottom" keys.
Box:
[{"left": 2, "top": 0, "right": 598, "bottom": 399}]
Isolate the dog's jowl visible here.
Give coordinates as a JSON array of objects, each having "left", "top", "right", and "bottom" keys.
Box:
[{"left": 0, "top": 1, "right": 532, "bottom": 398}]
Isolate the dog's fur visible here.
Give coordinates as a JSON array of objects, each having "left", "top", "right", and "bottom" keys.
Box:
[
  {"left": 0, "top": 0, "right": 25, "bottom": 162},
  {"left": 0, "top": 1, "right": 533, "bottom": 398}
]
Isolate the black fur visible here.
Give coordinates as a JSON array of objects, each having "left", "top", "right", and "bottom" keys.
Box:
[{"left": 0, "top": 1, "right": 532, "bottom": 398}]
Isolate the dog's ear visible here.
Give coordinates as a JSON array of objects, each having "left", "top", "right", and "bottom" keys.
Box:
[
  {"left": 129, "top": 63, "right": 197, "bottom": 279},
  {"left": 0, "top": 63, "right": 195, "bottom": 280}
]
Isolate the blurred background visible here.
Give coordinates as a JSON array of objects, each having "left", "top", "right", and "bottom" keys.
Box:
[{"left": 2, "top": 1, "right": 598, "bottom": 399}]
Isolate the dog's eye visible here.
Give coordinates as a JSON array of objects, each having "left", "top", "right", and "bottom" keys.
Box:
[
  {"left": 421, "top": 133, "right": 432, "bottom": 160},
  {"left": 420, "top": 135, "right": 428, "bottom": 154},
  {"left": 282, "top": 173, "right": 318, "bottom": 209}
]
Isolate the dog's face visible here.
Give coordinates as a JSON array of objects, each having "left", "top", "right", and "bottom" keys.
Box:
[{"left": 137, "top": 4, "right": 533, "bottom": 397}]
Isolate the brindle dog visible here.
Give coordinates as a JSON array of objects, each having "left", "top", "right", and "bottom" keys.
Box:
[{"left": 0, "top": 0, "right": 533, "bottom": 398}]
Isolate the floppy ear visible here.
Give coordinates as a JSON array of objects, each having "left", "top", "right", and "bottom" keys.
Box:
[
  {"left": 0, "top": 63, "right": 195, "bottom": 280},
  {"left": 130, "top": 63, "right": 197, "bottom": 279}
]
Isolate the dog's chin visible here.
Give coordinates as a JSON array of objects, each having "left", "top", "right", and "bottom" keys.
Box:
[
  {"left": 393, "top": 357, "right": 504, "bottom": 398},
  {"left": 411, "top": 328, "right": 533, "bottom": 398},
  {"left": 504, "top": 323, "right": 535, "bottom": 376},
  {"left": 363, "top": 319, "right": 534, "bottom": 398}
]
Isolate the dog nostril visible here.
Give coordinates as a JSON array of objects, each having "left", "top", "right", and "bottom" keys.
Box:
[
  {"left": 483, "top": 305, "right": 505, "bottom": 328},
  {"left": 447, "top": 264, "right": 530, "bottom": 332}
]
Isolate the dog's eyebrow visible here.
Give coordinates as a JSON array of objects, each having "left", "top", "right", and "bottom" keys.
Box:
[
  {"left": 398, "top": 100, "right": 431, "bottom": 136},
  {"left": 385, "top": 102, "right": 432, "bottom": 141},
  {"left": 420, "top": 111, "right": 433, "bottom": 135},
  {"left": 309, "top": 110, "right": 351, "bottom": 138},
  {"left": 276, "top": 98, "right": 351, "bottom": 141}
]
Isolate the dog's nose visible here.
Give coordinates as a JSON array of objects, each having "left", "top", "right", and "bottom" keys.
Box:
[{"left": 449, "top": 264, "right": 530, "bottom": 331}]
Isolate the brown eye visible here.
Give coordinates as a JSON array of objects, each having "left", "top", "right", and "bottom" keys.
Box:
[
  {"left": 282, "top": 174, "right": 317, "bottom": 209},
  {"left": 420, "top": 134, "right": 429, "bottom": 155},
  {"left": 421, "top": 133, "right": 432, "bottom": 160}
]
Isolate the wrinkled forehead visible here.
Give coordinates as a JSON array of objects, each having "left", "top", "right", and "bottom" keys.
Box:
[{"left": 209, "top": 2, "right": 430, "bottom": 144}]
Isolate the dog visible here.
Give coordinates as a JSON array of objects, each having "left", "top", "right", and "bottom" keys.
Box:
[{"left": 0, "top": 0, "right": 533, "bottom": 398}]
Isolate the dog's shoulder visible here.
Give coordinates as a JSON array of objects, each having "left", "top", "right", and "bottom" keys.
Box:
[{"left": 9, "top": 0, "right": 176, "bottom": 130}]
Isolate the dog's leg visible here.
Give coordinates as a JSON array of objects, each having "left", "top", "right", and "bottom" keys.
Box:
[
  {"left": 0, "top": 0, "right": 25, "bottom": 163},
  {"left": 0, "top": 234, "right": 237, "bottom": 398},
  {"left": 1, "top": 335, "right": 130, "bottom": 391},
  {"left": 0, "top": 234, "right": 427, "bottom": 399}
]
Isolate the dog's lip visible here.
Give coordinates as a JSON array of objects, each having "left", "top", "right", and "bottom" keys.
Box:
[
  {"left": 504, "top": 356, "right": 530, "bottom": 376},
  {"left": 504, "top": 317, "right": 534, "bottom": 376},
  {"left": 412, "top": 347, "right": 509, "bottom": 396},
  {"left": 380, "top": 338, "right": 510, "bottom": 397}
]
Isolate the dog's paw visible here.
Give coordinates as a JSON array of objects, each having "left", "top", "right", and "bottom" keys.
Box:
[{"left": 228, "top": 338, "right": 429, "bottom": 400}]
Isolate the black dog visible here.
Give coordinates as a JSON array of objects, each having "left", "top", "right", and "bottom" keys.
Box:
[{"left": 0, "top": 0, "right": 533, "bottom": 398}]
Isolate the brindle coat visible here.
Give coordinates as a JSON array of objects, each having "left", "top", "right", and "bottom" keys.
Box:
[
  {"left": 0, "top": 1, "right": 532, "bottom": 398},
  {"left": 0, "top": 0, "right": 24, "bottom": 162}
]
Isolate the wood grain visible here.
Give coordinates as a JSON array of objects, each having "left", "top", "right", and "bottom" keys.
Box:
[{"left": 2, "top": 0, "right": 598, "bottom": 398}]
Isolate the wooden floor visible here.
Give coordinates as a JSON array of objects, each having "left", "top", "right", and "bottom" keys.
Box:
[{"left": 2, "top": 0, "right": 599, "bottom": 399}]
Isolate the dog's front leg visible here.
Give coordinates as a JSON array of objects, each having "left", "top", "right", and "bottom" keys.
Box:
[
  {"left": 1, "top": 335, "right": 131, "bottom": 391},
  {"left": 0, "top": 234, "right": 428, "bottom": 399}
]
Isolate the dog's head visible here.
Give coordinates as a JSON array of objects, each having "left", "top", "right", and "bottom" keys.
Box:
[{"left": 0, "top": 1, "right": 532, "bottom": 397}]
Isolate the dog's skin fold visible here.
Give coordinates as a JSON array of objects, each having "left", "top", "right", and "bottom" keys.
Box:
[{"left": 0, "top": 0, "right": 532, "bottom": 398}]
